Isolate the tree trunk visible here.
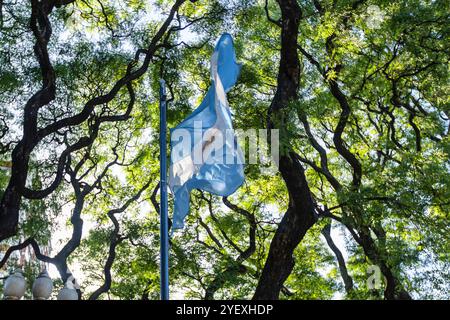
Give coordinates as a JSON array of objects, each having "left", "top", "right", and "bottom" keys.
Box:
[
  {"left": 357, "top": 227, "right": 412, "bottom": 300},
  {"left": 253, "top": 0, "right": 316, "bottom": 300},
  {"left": 321, "top": 224, "right": 354, "bottom": 294}
]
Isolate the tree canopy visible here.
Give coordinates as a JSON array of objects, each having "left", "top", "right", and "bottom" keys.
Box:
[{"left": 0, "top": 0, "right": 449, "bottom": 300}]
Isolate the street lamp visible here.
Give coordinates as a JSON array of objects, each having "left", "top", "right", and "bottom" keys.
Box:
[
  {"left": 2, "top": 267, "right": 80, "bottom": 300},
  {"left": 3, "top": 269, "right": 27, "bottom": 300},
  {"left": 57, "top": 275, "right": 78, "bottom": 300},
  {"left": 32, "top": 270, "right": 53, "bottom": 300}
]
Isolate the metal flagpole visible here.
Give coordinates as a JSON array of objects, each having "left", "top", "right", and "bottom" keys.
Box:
[{"left": 159, "top": 79, "right": 169, "bottom": 300}]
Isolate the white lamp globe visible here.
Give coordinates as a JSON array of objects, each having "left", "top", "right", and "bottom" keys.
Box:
[
  {"left": 57, "top": 275, "right": 78, "bottom": 300},
  {"left": 3, "top": 268, "right": 27, "bottom": 300},
  {"left": 32, "top": 270, "right": 53, "bottom": 300}
]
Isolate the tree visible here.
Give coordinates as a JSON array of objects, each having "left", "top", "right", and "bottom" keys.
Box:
[{"left": 1, "top": 0, "right": 449, "bottom": 300}]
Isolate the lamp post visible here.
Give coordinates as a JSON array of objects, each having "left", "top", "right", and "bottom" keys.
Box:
[
  {"left": 2, "top": 268, "right": 80, "bottom": 300},
  {"left": 32, "top": 270, "right": 53, "bottom": 300},
  {"left": 57, "top": 275, "right": 78, "bottom": 300},
  {"left": 3, "top": 269, "right": 27, "bottom": 300}
]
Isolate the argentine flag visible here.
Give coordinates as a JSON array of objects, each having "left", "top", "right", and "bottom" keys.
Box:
[{"left": 168, "top": 33, "right": 244, "bottom": 230}]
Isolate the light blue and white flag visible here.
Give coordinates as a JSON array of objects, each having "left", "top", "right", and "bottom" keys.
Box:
[{"left": 169, "top": 33, "right": 244, "bottom": 230}]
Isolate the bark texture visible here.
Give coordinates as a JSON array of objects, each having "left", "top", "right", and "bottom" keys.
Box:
[{"left": 253, "top": 0, "right": 317, "bottom": 300}]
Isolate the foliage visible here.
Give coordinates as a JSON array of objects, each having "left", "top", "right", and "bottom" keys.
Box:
[{"left": 0, "top": 0, "right": 448, "bottom": 300}]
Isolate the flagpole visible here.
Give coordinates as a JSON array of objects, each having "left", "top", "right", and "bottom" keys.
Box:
[{"left": 159, "top": 79, "right": 169, "bottom": 300}]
